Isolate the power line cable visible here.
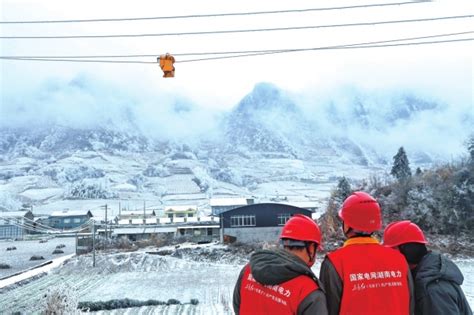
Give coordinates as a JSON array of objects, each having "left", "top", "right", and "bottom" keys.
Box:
[
  {"left": 0, "top": 1, "right": 426, "bottom": 24},
  {"left": 1, "top": 37, "right": 471, "bottom": 64},
  {"left": 1, "top": 30, "right": 471, "bottom": 59},
  {"left": 178, "top": 37, "right": 474, "bottom": 63},
  {"left": 1, "top": 15, "right": 472, "bottom": 39},
  {"left": 22, "top": 217, "right": 62, "bottom": 232},
  {"left": 5, "top": 220, "right": 55, "bottom": 234},
  {"left": 0, "top": 215, "right": 58, "bottom": 232}
]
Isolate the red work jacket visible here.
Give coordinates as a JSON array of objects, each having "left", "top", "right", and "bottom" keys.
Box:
[
  {"left": 240, "top": 265, "right": 318, "bottom": 315},
  {"left": 327, "top": 237, "right": 410, "bottom": 315}
]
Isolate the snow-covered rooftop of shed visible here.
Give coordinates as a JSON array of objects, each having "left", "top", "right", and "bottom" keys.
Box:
[
  {"left": 113, "top": 226, "right": 177, "bottom": 234},
  {"left": 50, "top": 210, "right": 92, "bottom": 217},
  {"left": 209, "top": 198, "right": 249, "bottom": 206},
  {"left": 164, "top": 205, "right": 197, "bottom": 212}
]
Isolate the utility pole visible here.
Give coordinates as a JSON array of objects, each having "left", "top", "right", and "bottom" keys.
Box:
[
  {"left": 220, "top": 212, "right": 224, "bottom": 244},
  {"left": 91, "top": 220, "right": 96, "bottom": 267},
  {"left": 143, "top": 200, "right": 146, "bottom": 225},
  {"left": 101, "top": 204, "right": 108, "bottom": 241},
  {"left": 105, "top": 204, "right": 108, "bottom": 241}
]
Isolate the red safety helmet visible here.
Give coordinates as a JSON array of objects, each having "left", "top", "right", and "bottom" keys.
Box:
[
  {"left": 383, "top": 220, "right": 428, "bottom": 248},
  {"left": 339, "top": 191, "right": 382, "bottom": 233},
  {"left": 280, "top": 214, "right": 322, "bottom": 249}
]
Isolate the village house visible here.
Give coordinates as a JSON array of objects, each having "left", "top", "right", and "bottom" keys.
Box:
[
  {"left": 164, "top": 205, "right": 197, "bottom": 223},
  {"left": 48, "top": 210, "right": 93, "bottom": 229},
  {"left": 116, "top": 209, "right": 157, "bottom": 225},
  {"left": 219, "top": 203, "right": 313, "bottom": 243},
  {"left": 0, "top": 210, "right": 34, "bottom": 239}
]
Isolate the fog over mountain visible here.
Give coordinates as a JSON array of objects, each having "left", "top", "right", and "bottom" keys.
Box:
[{"left": 0, "top": 75, "right": 472, "bottom": 212}]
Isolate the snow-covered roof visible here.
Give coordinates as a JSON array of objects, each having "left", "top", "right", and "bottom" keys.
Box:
[
  {"left": 209, "top": 198, "right": 249, "bottom": 207},
  {"left": 177, "top": 225, "right": 219, "bottom": 229},
  {"left": 120, "top": 210, "right": 156, "bottom": 216},
  {"left": 164, "top": 205, "right": 197, "bottom": 212},
  {"left": 113, "top": 226, "right": 177, "bottom": 235},
  {"left": 0, "top": 211, "right": 33, "bottom": 218},
  {"left": 279, "top": 201, "right": 319, "bottom": 210},
  {"left": 50, "top": 210, "right": 92, "bottom": 217}
]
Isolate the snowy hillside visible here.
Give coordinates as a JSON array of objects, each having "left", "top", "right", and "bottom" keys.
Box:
[{"left": 0, "top": 81, "right": 472, "bottom": 215}]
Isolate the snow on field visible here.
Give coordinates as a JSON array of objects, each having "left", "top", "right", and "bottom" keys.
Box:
[
  {"left": 19, "top": 188, "right": 64, "bottom": 200},
  {"left": 0, "top": 237, "right": 76, "bottom": 278},
  {"left": 0, "top": 243, "right": 472, "bottom": 314},
  {"left": 455, "top": 259, "right": 474, "bottom": 304},
  {"left": 0, "top": 248, "right": 242, "bottom": 314}
]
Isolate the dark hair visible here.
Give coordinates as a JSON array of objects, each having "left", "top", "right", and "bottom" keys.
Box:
[{"left": 399, "top": 242, "right": 428, "bottom": 264}]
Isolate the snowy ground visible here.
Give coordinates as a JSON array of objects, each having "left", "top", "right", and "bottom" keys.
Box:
[
  {"left": 0, "top": 243, "right": 472, "bottom": 314},
  {"left": 0, "top": 237, "right": 76, "bottom": 278}
]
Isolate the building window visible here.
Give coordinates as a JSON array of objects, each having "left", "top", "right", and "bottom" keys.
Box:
[
  {"left": 230, "top": 215, "right": 256, "bottom": 227},
  {"left": 63, "top": 218, "right": 71, "bottom": 224},
  {"left": 277, "top": 214, "right": 291, "bottom": 226},
  {"left": 73, "top": 218, "right": 81, "bottom": 223}
]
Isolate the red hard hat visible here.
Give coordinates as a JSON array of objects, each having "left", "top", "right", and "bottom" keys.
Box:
[
  {"left": 280, "top": 214, "right": 322, "bottom": 249},
  {"left": 339, "top": 191, "right": 382, "bottom": 233},
  {"left": 383, "top": 220, "right": 428, "bottom": 247}
]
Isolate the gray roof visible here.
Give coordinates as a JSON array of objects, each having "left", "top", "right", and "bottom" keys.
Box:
[
  {"left": 50, "top": 210, "right": 92, "bottom": 217},
  {"left": 113, "top": 226, "right": 177, "bottom": 235}
]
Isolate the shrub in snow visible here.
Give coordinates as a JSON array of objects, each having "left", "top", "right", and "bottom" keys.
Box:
[
  {"left": 52, "top": 249, "right": 64, "bottom": 254},
  {"left": 170, "top": 151, "right": 196, "bottom": 160},
  {"left": 56, "top": 244, "right": 66, "bottom": 249},
  {"left": 78, "top": 298, "right": 168, "bottom": 311},
  {"left": 58, "top": 165, "right": 105, "bottom": 183},
  {"left": 6, "top": 246, "right": 17, "bottom": 251},
  {"left": 143, "top": 164, "right": 171, "bottom": 177},
  {"left": 190, "top": 299, "right": 199, "bottom": 305},
  {"left": 39, "top": 239, "right": 48, "bottom": 243},
  {"left": 41, "top": 283, "right": 79, "bottom": 315},
  {"left": 127, "top": 174, "right": 146, "bottom": 191},
  {"left": 0, "top": 263, "right": 11, "bottom": 269},
  {"left": 67, "top": 179, "right": 117, "bottom": 199},
  {"left": 192, "top": 176, "right": 209, "bottom": 192},
  {"left": 29, "top": 255, "right": 45, "bottom": 261}
]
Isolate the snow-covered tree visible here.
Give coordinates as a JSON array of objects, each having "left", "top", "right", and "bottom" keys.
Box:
[
  {"left": 67, "top": 179, "right": 117, "bottom": 199},
  {"left": 335, "top": 176, "right": 351, "bottom": 203},
  {"left": 467, "top": 134, "right": 474, "bottom": 162},
  {"left": 391, "top": 146, "right": 412, "bottom": 181}
]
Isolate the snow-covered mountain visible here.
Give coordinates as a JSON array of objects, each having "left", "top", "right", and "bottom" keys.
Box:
[{"left": 0, "top": 81, "right": 471, "bottom": 214}]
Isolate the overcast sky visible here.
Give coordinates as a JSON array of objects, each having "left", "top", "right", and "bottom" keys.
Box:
[{"left": 1, "top": 0, "right": 472, "bottom": 110}]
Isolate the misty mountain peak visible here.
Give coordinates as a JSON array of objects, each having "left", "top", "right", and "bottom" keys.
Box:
[{"left": 234, "top": 82, "right": 297, "bottom": 114}]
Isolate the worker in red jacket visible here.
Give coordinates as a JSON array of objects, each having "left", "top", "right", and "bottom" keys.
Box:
[
  {"left": 319, "top": 191, "right": 414, "bottom": 315},
  {"left": 383, "top": 220, "right": 472, "bottom": 315},
  {"left": 233, "top": 214, "right": 328, "bottom": 314}
]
